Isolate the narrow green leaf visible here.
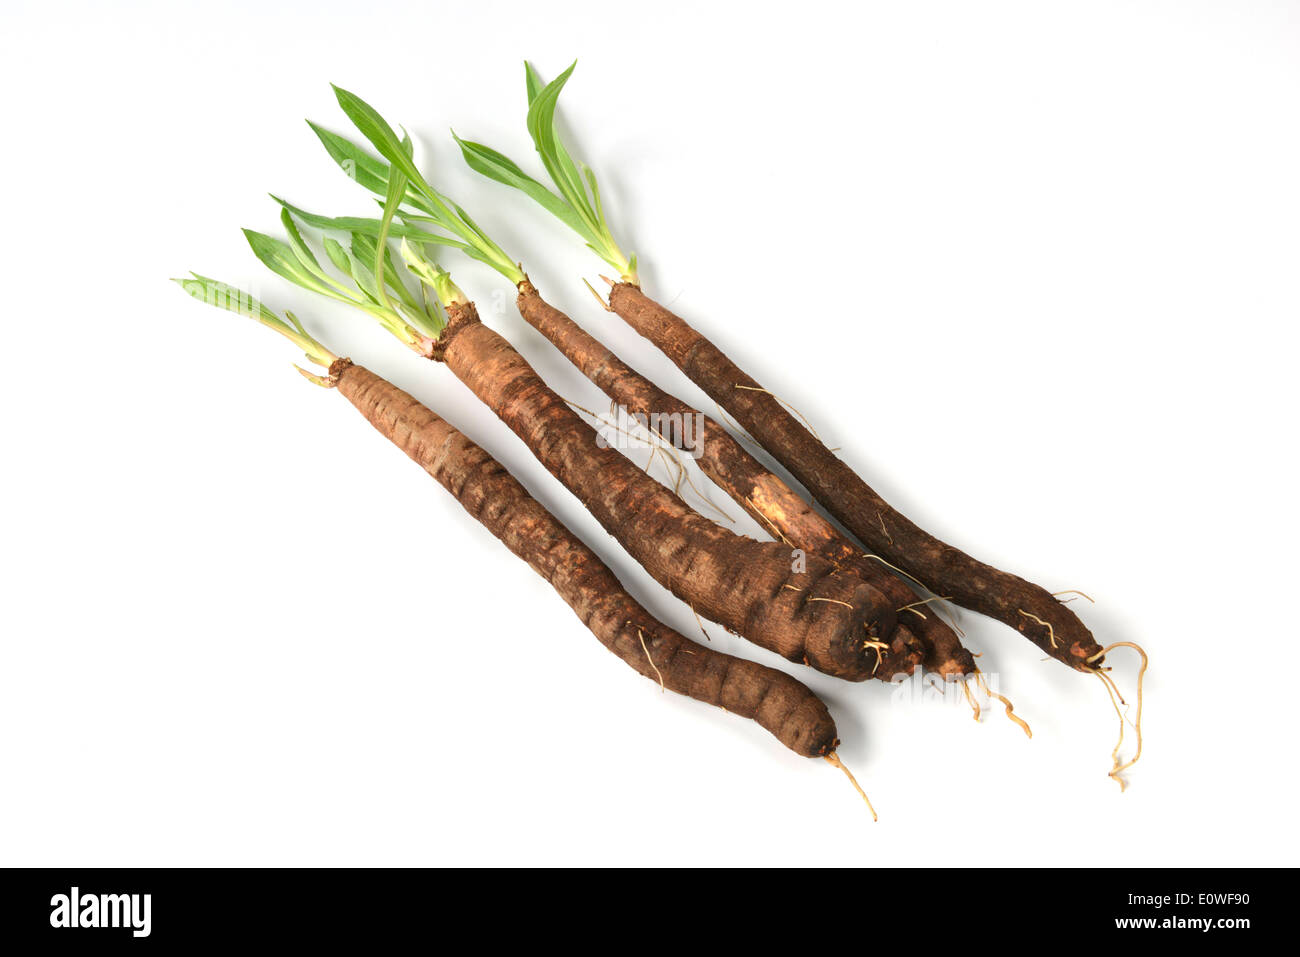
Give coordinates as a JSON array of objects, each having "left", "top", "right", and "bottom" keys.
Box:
[
  {"left": 307, "top": 121, "right": 391, "bottom": 195},
  {"left": 173, "top": 273, "right": 335, "bottom": 367},
  {"left": 280, "top": 207, "right": 323, "bottom": 271},
  {"left": 323, "top": 237, "right": 352, "bottom": 274},
  {"left": 284, "top": 309, "right": 309, "bottom": 338},
  {"left": 451, "top": 202, "right": 514, "bottom": 269},
  {"left": 348, "top": 231, "right": 418, "bottom": 316},
  {"left": 270, "top": 196, "right": 469, "bottom": 250},
  {"left": 452, "top": 133, "right": 586, "bottom": 236},
  {"left": 243, "top": 229, "right": 351, "bottom": 302},
  {"left": 176, "top": 273, "right": 280, "bottom": 326},
  {"left": 526, "top": 61, "right": 593, "bottom": 225},
  {"left": 525, "top": 61, "right": 545, "bottom": 106},
  {"left": 331, "top": 85, "right": 432, "bottom": 200},
  {"left": 506, "top": 60, "right": 635, "bottom": 279},
  {"left": 322, "top": 87, "right": 525, "bottom": 285},
  {"left": 374, "top": 151, "right": 410, "bottom": 312},
  {"left": 306, "top": 121, "right": 438, "bottom": 216},
  {"left": 345, "top": 233, "right": 383, "bottom": 304},
  {"left": 583, "top": 165, "right": 606, "bottom": 226}
]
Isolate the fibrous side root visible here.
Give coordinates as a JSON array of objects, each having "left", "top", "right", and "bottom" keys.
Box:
[
  {"left": 1087, "top": 641, "right": 1148, "bottom": 790},
  {"left": 824, "top": 752, "right": 877, "bottom": 821},
  {"left": 974, "top": 668, "right": 1032, "bottom": 739}
]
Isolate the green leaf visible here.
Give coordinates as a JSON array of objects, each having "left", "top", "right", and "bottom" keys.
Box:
[
  {"left": 331, "top": 85, "right": 433, "bottom": 200},
  {"left": 172, "top": 273, "right": 335, "bottom": 367},
  {"left": 451, "top": 202, "right": 517, "bottom": 270},
  {"left": 452, "top": 133, "right": 586, "bottom": 236},
  {"left": 345, "top": 233, "right": 384, "bottom": 304},
  {"left": 243, "top": 229, "right": 353, "bottom": 302},
  {"left": 280, "top": 207, "right": 322, "bottom": 271},
  {"left": 270, "top": 196, "right": 470, "bottom": 251},
  {"left": 279, "top": 207, "right": 371, "bottom": 301},
  {"left": 368, "top": 163, "right": 437, "bottom": 333},
  {"left": 526, "top": 61, "right": 593, "bottom": 225},
  {"left": 319, "top": 86, "right": 527, "bottom": 285},
  {"left": 323, "top": 237, "right": 352, "bottom": 274},
  {"left": 374, "top": 149, "right": 410, "bottom": 312},
  {"left": 306, "top": 121, "right": 437, "bottom": 216},
  {"left": 307, "top": 121, "right": 391, "bottom": 196},
  {"left": 583, "top": 165, "right": 606, "bottom": 226},
  {"left": 346, "top": 231, "right": 415, "bottom": 314},
  {"left": 325, "top": 87, "right": 509, "bottom": 275},
  {"left": 475, "top": 59, "right": 634, "bottom": 279},
  {"left": 525, "top": 61, "right": 545, "bottom": 106},
  {"left": 176, "top": 273, "right": 280, "bottom": 326}
]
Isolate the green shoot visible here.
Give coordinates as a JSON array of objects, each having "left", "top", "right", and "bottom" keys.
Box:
[
  {"left": 235, "top": 202, "right": 480, "bottom": 356},
  {"left": 172, "top": 274, "right": 337, "bottom": 371},
  {"left": 323, "top": 86, "right": 526, "bottom": 285},
  {"left": 454, "top": 61, "right": 637, "bottom": 283},
  {"left": 241, "top": 209, "right": 444, "bottom": 346},
  {"left": 400, "top": 240, "right": 466, "bottom": 309},
  {"left": 307, "top": 120, "right": 440, "bottom": 218}
]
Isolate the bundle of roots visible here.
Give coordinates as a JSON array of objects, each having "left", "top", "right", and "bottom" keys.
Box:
[{"left": 173, "top": 67, "right": 1150, "bottom": 820}]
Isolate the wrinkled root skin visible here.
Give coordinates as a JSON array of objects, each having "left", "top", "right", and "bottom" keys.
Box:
[
  {"left": 606, "top": 283, "right": 1102, "bottom": 671},
  {"left": 517, "top": 282, "right": 973, "bottom": 678},
  {"left": 331, "top": 359, "right": 838, "bottom": 757},
  {"left": 431, "top": 303, "right": 892, "bottom": 681}
]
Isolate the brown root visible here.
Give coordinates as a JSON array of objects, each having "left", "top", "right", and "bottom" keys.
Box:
[
  {"left": 745, "top": 495, "right": 793, "bottom": 546},
  {"left": 565, "top": 396, "right": 733, "bottom": 524},
  {"left": 824, "top": 752, "right": 877, "bottom": 821},
  {"left": 605, "top": 283, "right": 1104, "bottom": 671},
  {"left": 334, "top": 361, "right": 841, "bottom": 756}
]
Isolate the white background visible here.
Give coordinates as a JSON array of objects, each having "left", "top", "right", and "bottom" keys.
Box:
[{"left": 2, "top": 0, "right": 1297, "bottom": 866}]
